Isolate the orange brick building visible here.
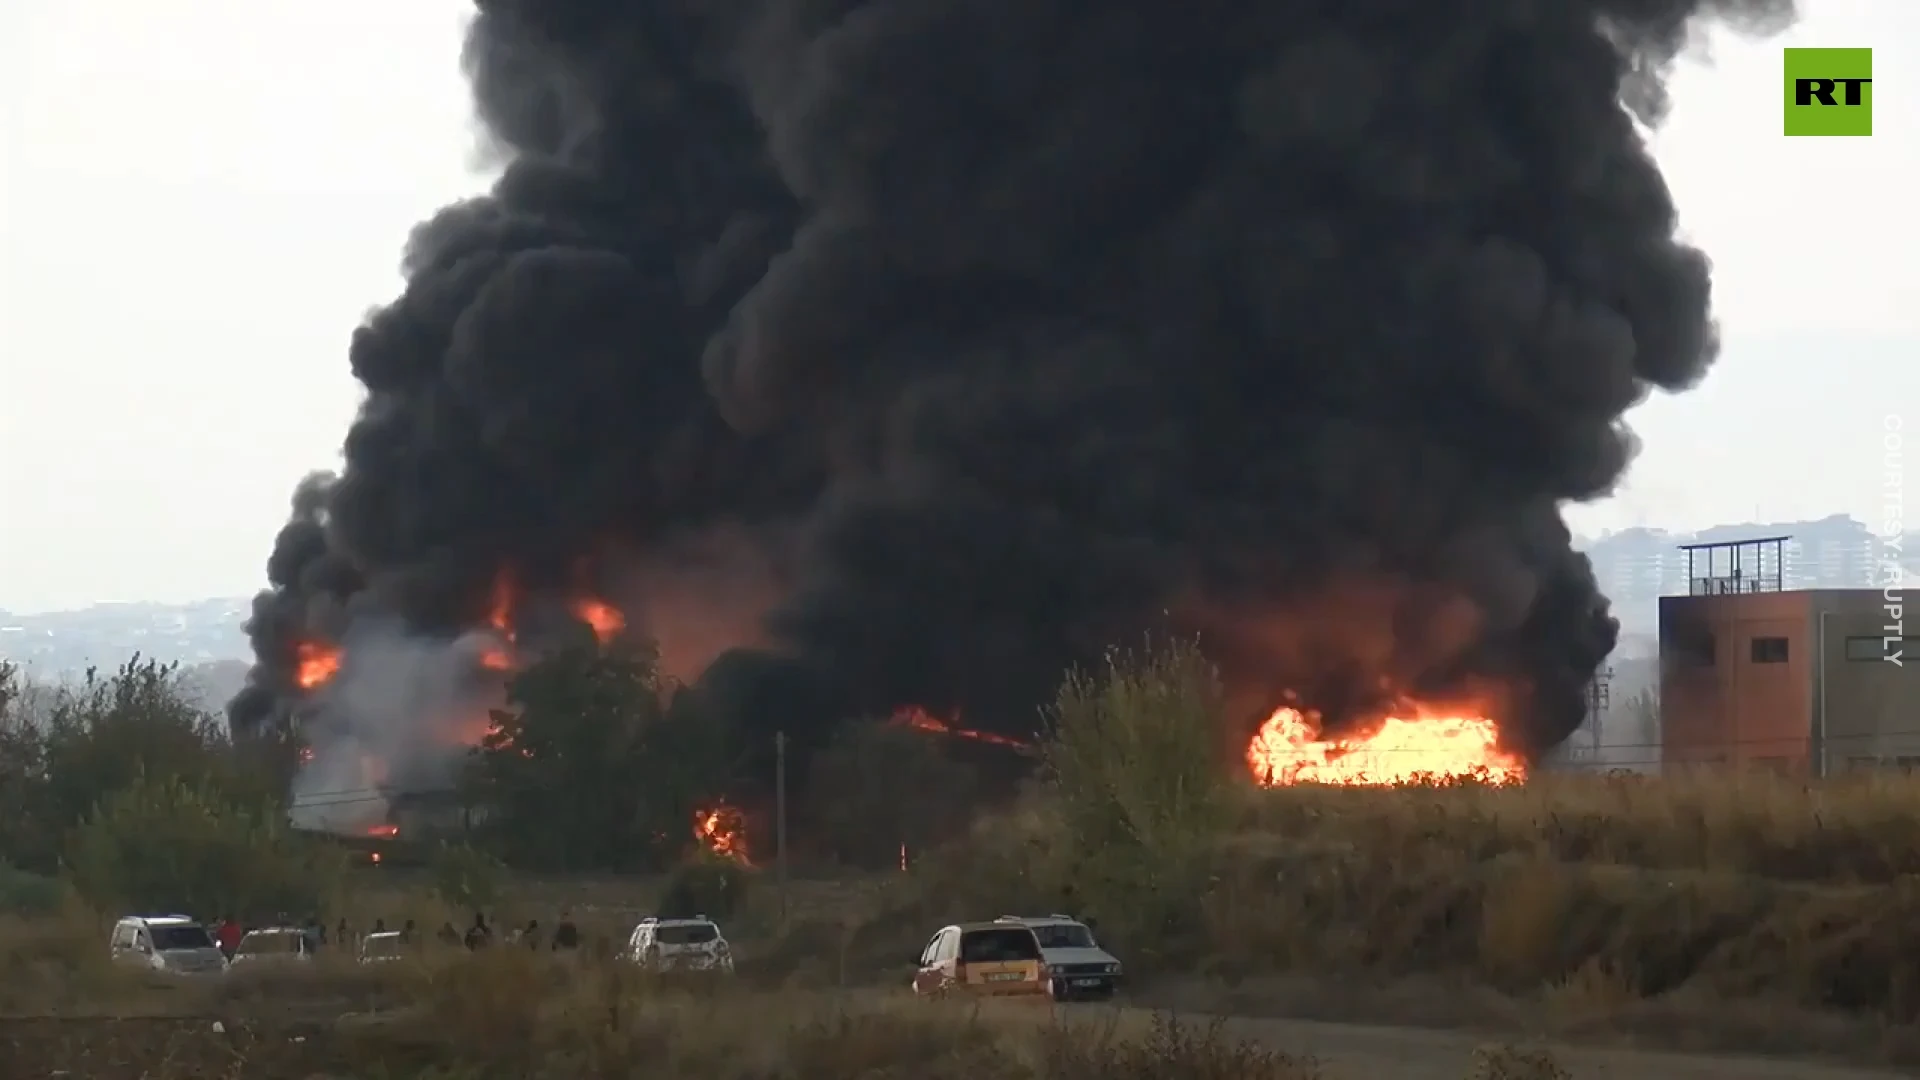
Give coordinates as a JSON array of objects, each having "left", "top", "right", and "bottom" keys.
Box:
[{"left": 1660, "top": 587, "right": 1918, "bottom": 775}]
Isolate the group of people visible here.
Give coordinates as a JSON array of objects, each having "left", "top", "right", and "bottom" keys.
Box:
[
  {"left": 439, "top": 910, "right": 583, "bottom": 952},
  {"left": 204, "top": 909, "right": 586, "bottom": 960},
  {"left": 208, "top": 913, "right": 422, "bottom": 959}
]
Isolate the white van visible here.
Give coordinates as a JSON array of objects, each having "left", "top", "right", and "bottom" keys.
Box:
[{"left": 108, "top": 915, "right": 228, "bottom": 976}]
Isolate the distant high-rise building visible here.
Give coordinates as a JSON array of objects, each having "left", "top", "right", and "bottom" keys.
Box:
[{"left": 1577, "top": 515, "right": 1913, "bottom": 638}]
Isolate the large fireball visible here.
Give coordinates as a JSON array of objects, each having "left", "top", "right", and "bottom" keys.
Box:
[{"left": 1247, "top": 702, "right": 1524, "bottom": 786}]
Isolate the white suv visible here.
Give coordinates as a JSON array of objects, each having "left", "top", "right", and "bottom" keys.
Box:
[
  {"left": 622, "top": 916, "right": 734, "bottom": 973},
  {"left": 996, "top": 915, "right": 1122, "bottom": 1001},
  {"left": 109, "top": 915, "right": 228, "bottom": 976}
]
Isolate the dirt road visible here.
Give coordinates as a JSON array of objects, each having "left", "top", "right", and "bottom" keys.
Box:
[{"left": 1106, "top": 1008, "right": 1908, "bottom": 1079}]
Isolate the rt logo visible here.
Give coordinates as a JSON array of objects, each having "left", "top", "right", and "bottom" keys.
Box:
[{"left": 1784, "top": 48, "right": 1872, "bottom": 136}]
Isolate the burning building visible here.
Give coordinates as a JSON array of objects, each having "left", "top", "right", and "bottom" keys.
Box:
[{"left": 231, "top": 0, "right": 1798, "bottom": 808}]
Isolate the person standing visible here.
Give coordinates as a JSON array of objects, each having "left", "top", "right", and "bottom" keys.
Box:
[
  {"left": 463, "top": 912, "right": 491, "bottom": 950},
  {"left": 550, "top": 910, "right": 580, "bottom": 952},
  {"left": 213, "top": 914, "right": 243, "bottom": 959}
]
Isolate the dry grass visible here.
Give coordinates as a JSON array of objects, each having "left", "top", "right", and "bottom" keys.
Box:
[
  {"left": 838, "top": 769, "right": 1920, "bottom": 1066},
  {"left": 1198, "top": 771, "right": 1920, "bottom": 1016},
  {"left": 0, "top": 947, "right": 1352, "bottom": 1079},
  {"left": 1239, "top": 769, "right": 1920, "bottom": 883},
  {"left": 14, "top": 769, "right": 1920, "bottom": 1073}
]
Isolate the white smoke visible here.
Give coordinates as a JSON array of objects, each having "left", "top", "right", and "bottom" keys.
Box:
[{"left": 287, "top": 618, "right": 506, "bottom": 833}]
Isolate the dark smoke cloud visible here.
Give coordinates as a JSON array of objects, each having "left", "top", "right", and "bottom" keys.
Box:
[{"left": 233, "top": 0, "right": 1796, "bottom": 761}]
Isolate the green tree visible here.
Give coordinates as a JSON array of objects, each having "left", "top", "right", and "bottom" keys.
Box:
[
  {"left": 40, "top": 658, "right": 279, "bottom": 831},
  {"left": 467, "top": 636, "right": 728, "bottom": 872},
  {"left": 2, "top": 658, "right": 299, "bottom": 876},
  {"left": 1039, "top": 637, "right": 1232, "bottom": 952},
  {"left": 0, "top": 663, "right": 58, "bottom": 871},
  {"left": 66, "top": 770, "right": 342, "bottom": 919},
  {"left": 803, "top": 722, "right": 978, "bottom": 869}
]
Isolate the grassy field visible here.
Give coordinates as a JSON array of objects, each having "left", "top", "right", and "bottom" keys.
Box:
[
  {"left": 9, "top": 767, "right": 1920, "bottom": 1075},
  {"left": 843, "top": 768, "right": 1920, "bottom": 1066},
  {"left": 0, "top": 943, "right": 1587, "bottom": 1080}
]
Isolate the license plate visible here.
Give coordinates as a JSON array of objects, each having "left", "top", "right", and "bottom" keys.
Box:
[
  {"left": 1072, "top": 977, "right": 1104, "bottom": 987},
  {"left": 985, "top": 972, "right": 1024, "bottom": 982}
]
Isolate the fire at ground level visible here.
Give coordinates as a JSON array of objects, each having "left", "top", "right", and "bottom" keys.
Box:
[
  {"left": 279, "top": 571, "right": 1530, "bottom": 863},
  {"left": 300, "top": 696, "right": 1522, "bottom": 866}
]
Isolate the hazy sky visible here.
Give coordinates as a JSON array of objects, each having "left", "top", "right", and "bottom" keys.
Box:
[{"left": 2, "top": 0, "right": 1915, "bottom": 613}]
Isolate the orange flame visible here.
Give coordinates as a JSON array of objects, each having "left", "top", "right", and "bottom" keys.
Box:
[
  {"left": 1246, "top": 702, "right": 1524, "bottom": 786},
  {"left": 294, "top": 643, "right": 341, "bottom": 690},
  {"left": 694, "top": 804, "right": 750, "bottom": 863},
  {"left": 571, "top": 597, "right": 626, "bottom": 643},
  {"left": 889, "top": 707, "right": 1028, "bottom": 748},
  {"left": 487, "top": 573, "right": 516, "bottom": 636},
  {"left": 366, "top": 823, "right": 399, "bottom": 838}
]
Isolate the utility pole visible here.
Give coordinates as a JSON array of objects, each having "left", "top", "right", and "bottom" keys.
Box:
[
  {"left": 1590, "top": 666, "right": 1613, "bottom": 756},
  {"left": 775, "top": 730, "right": 788, "bottom": 929}
]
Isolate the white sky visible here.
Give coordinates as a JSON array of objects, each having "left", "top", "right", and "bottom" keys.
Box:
[{"left": 1, "top": 0, "right": 1915, "bottom": 613}]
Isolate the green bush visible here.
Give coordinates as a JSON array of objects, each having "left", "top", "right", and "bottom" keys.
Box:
[
  {"left": 65, "top": 770, "right": 342, "bottom": 920},
  {"left": 0, "top": 859, "right": 62, "bottom": 916},
  {"left": 874, "top": 638, "right": 1235, "bottom": 969},
  {"left": 431, "top": 842, "right": 507, "bottom": 913},
  {"left": 657, "top": 853, "right": 755, "bottom": 921}
]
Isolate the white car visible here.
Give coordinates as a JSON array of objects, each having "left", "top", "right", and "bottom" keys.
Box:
[
  {"left": 359, "top": 930, "right": 407, "bottom": 964},
  {"left": 621, "top": 916, "right": 734, "bottom": 973},
  {"left": 995, "top": 915, "right": 1123, "bottom": 1001},
  {"left": 228, "top": 927, "right": 314, "bottom": 969},
  {"left": 108, "top": 915, "right": 228, "bottom": 976}
]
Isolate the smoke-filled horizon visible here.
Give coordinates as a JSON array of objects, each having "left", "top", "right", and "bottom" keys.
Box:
[{"left": 231, "top": 0, "right": 1797, "bottom": 762}]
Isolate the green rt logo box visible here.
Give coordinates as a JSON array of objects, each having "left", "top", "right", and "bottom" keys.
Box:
[{"left": 1784, "top": 48, "right": 1872, "bottom": 136}]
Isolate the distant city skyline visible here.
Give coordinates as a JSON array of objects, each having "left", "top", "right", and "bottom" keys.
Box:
[{"left": 5, "top": 513, "right": 1909, "bottom": 666}]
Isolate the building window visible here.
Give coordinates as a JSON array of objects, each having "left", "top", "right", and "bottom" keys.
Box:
[
  {"left": 1750, "top": 636, "right": 1789, "bottom": 664},
  {"left": 1670, "top": 629, "right": 1715, "bottom": 668},
  {"left": 1845, "top": 635, "right": 1920, "bottom": 662},
  {"left": 1851, "top": 756, "right": 1920, "bottom": 772}
]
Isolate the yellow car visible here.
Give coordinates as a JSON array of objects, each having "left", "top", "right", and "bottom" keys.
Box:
[{"left": 911, "top": 921, "right": 1049, "bottom": 999}]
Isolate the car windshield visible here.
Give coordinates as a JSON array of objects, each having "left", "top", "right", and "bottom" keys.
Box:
[
  {"left": 655, "top": 923, "right": 718, "bottom": 945},
  {"left": 238, "top": 933, "right": 301, "bottom": 955},
  {"left": 959, "top": 928, "right": 1041, "bottom": 963},
  {"left": 151, "top": 925, "right": 214, "bottom": 951},
  {"left": 1030, "top": 923, "right": 1096, "bottom": 949}
]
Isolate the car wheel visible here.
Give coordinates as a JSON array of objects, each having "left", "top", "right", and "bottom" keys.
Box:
[{"left": 1048, "top": 978, "right": 1072, "bottom": 1002}]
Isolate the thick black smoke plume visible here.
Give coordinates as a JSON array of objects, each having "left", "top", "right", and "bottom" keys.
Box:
[{"left": 232, "top": 0, "right": 1796, "bottom": 762}]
